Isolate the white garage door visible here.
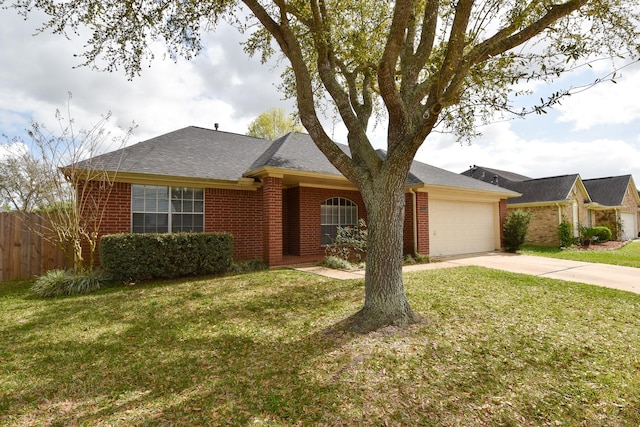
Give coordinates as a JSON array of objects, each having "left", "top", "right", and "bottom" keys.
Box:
[
  {"left": 429, "top": 200, "right": 497, "bottom": 257},
  {"left": 620, "top": 213, "right": 638, "bottom": 241}
]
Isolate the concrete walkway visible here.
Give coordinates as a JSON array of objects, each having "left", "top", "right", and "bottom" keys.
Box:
[{"left": 296, "top": 252, "right": 640, "bottom": 295}]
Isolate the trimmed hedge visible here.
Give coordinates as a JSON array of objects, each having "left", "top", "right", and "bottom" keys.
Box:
[{"left": 100, "top": 232, "right": 233, "bottom": 283}]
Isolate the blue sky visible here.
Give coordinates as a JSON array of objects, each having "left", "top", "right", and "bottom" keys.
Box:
[{"left": 1, "top": 9, "right": 639, "bottom": 182}]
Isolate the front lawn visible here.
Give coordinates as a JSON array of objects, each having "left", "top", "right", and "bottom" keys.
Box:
[
  {"left": 2, "top": 268, "right": 639, "bottom": 426},
  {"left": 520, "top": 240, "right": 640, "bottom": 268}
]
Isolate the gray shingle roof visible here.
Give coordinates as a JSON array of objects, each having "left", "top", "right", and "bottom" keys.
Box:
[
  {"left": 248, "top": 132, "right": 348, "bottom": 175},
  {"left": 250, "top": 133, "right": 517, "bottom": 195},
  {"left": 583, "top": 175, "right": 632, "bottom": 206},
  {"left": 78, "top": 127, "right": 518, "bottom": 196},
  {"left": 76, "top": 126, "right": 272, "bottom": 181},
  {"left": 461, "top": 166, "right": 531, "bottom": 184},
  {"left": 503, "top": 175, "right": 581, "bottom": 204}
]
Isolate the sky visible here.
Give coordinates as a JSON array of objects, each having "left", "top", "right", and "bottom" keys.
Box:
[{"left": 1, "top": 8, "right": 639, "bottom": 182}]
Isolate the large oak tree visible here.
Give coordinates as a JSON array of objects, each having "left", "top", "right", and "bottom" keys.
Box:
[{"left": 8, "top": 0, "right": 638, "bottom": 331}]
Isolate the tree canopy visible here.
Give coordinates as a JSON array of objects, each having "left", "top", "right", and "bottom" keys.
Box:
[
  {"left": 8, "top": 0, "right": 639, "bottom": 331},
  {"left": 247, "top": 108, "right": 304, "bottom": 140}
]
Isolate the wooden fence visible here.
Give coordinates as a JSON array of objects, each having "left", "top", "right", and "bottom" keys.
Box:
[{"left": 0, "top": 212, "right": 66, "bottom": 281}]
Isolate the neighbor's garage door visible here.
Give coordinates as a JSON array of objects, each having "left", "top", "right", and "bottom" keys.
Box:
[
  {"left": 620, "top": 212, "right": 638, "bottom": 241},
  {"left": 429, "top": 200, "right": 497, "bottom": 257}
]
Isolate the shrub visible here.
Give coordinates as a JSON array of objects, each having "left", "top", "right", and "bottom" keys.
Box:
[
  {"left": 404, "top": 253, "right": 430, "bottom": 265},
  {"left": 324, "top": 218, "right": 368, "bottom": 261},
  {"left": 579, "top": 226, "right": 612, "bottom": 245},
  {"left": 31, "top": 269, "right": 109, "bottom": 297},
  {"left": 321, "top": 256, "right": 357, "bottom": 270},
  {"left": 558, "top": 218, "right": 575, "bottom": 247},
  {"left": 503, "top": 210, "right": 532, "bottom": 253},
  {"left": 100, "top": 232, "right": 233, "bottom": 283},
  {"left": 593, "top": 226, "right": 612, "bottom": 242}
]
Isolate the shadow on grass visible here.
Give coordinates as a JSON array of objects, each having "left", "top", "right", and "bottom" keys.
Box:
[{"left": 1, "top": 271, "right": 368, "bottom": 425}]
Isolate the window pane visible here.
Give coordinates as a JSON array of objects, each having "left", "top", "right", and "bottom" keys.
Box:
[
  {"left": 157, "top": 198, "right": 169, "bottom": 212},
  {"left": 194, "top": 201, "right": 203, "bottom": 212},
  {"left": 183, "top": 200, "right": 193, "bottom": 213},
  {"left": 193, "top": 189, "right": 204, "bottom": 200},
  {"left": 132, "top": 213, "right": 144, "bottom": 233},
  {"left": 132, "top": 198, "right": 144, "bottom": 211},
  {"left": 171, "top": 187, "right": 182, "bottom": 200},
  {"left": 171, "top": 199, "right": 182, "bottom": 213},
  {"left": 132, "top": 185, "right": 145, "bottom": 198},
  {"left": 321, "top": 197, "right": 357, "bottom": 245}
]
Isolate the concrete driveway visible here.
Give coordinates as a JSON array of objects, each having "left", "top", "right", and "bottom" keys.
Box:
[
  {"left": 298, "top": 252, "right": 640, "bottom": 295},
  {"left": 411, "top": 252, "right": 640, "bottom": 294}
]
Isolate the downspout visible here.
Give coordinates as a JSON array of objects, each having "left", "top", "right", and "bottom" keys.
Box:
[{"left": 409, "top": 189, "right": 418, "bottom": 255}]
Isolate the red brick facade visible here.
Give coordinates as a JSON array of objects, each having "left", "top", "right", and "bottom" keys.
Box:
[{"left": 86, "top": 179, "right": 506, "bottom": 267}]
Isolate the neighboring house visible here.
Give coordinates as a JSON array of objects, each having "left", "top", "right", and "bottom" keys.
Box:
[
  {"left": 583, "top": 175, "right": 640, "bottom": 241},
  {"left": 77, "top": 127, "right": 518, "bottom": 266},
  {"left": 462, "top": 165, "right": 640, "bottom": 245}
]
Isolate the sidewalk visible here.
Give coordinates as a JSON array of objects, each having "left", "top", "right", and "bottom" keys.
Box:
[{"left": 295, "top": 252, "right": 640, "bottom": 295}]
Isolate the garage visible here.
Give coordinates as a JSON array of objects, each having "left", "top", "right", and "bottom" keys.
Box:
[
  {"left": 620, "top": 212, "right": 638, "bottom": 241},
  {"left": 429, "top": 200, "right": 498, "bottom": 257}
]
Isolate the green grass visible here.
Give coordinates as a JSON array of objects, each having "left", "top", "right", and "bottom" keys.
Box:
[
  {"left": 1, "top": 268, "right": 639, "bottom": 426},
  {"left": 520, "top": 241, "right": 640, "bottom": 268}
]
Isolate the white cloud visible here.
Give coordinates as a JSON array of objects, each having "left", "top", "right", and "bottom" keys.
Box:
[
  {"left": 417, "top": 120, "right": 640, "bottom": 181},
  {"left": 556, "top": 64, "right": 640, "bottom": 130}
]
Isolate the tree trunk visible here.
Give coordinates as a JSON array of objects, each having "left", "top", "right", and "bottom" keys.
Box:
[{"left": 345, "top": 177, "right": 418, "bottom": 333}]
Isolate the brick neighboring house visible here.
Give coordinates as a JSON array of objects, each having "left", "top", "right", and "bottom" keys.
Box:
[
  {"left": 77, "top": 127, "right": 518, "bottom": 266},
  {"left": 462, "top": 166, "right": 640, "bottom": 245},
  {"left": 583, "top": 175, "right": 640, "bottom": 240}
]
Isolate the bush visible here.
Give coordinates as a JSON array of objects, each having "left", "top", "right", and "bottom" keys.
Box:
[
  {"left": 324, "top": 218, "right": 368, "bottom": 261},
  {"left": 503, "top": 210, "right": 532, "bottom": 253},
  {"left": 100, "top": 232, "right": 233, "bottom": 283},
  {"left": 593, "top": 226, "right": 612, "bottom": 242},
  {"left": 31, "top": 269, "right": 109, "bottom": 297},
  {"left": 579, "top": 226, "right": 613, "bottom": 245},
  {"left": 321, "top": 256, "right": 357, "bottom": 270},
  {"left": 403, "top": 253, "right": 430, "bottom": 265},
  {"left": 558, "top": 218, "right": 575, "bottom": 247}
]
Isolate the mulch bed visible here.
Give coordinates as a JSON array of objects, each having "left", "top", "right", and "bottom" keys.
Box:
[{"left": 573, "top": 240, "right": 627, "bottom": 251}]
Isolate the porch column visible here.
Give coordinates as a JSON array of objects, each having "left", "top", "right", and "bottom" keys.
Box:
[
  {"left": 262, "top": 176, "right": 283, "bottom": 266},
  {"left": 415, "top": 191, "right": 430, "bottom": 254},
  {"left": 499, "top": 199, "right": 508, "bottom": 249}
]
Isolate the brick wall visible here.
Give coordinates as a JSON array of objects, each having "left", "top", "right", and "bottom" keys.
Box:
[
  {"left": 520, "top": 205, "right": 560, "bottom": 246},
  {"left": 261, "top": 177, "right": 283, "bottom": 265},
  {"left": 517, "top": 192, "right": 589, "bottom": 246},
  {"left": 403, "top": 192, "right": 429, "bottom": 255},
  {"left": 205, "top": 187, "right": 264, "bottom": 261},
  {"left": 293, "top": 187, "right": 366, "bottom": 257},
  {"left": 499, "top": 199, "right": 507, "bottom": 249}
]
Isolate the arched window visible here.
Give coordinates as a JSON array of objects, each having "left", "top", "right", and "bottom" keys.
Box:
[{"left": 321, "top": 197, "right": 358, "bottom": 245}]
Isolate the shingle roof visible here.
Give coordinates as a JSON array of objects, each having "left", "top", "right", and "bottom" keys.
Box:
[
  {"left": 461, "top": 166, "right": 531, "bottom": 184},
  {"left": 248, "top": 132, "right": 348, "bottom": 175},
  {"left": 78, "top": 127, "right": 518, "bottom": 196},
  {"left": 503, "top": 175, "right": 581, "bottom": 204},
  {"left": 583, "top": 175, "right": 632, "bottom": 206},
  {"left": 250, "top": 133, "right": 517, "bottom": 195},
  {"left": 75, "top": 126, "right": 273, "bottom": 181}
]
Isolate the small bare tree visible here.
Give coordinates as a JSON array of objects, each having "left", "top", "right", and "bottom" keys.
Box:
[{"left": 1, "top": 99, "right": 134, "bottom": 272}]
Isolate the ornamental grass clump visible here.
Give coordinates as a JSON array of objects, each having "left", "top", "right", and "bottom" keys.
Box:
[{"left": 31, "top": 269, "right": 109, "bottom": 297}]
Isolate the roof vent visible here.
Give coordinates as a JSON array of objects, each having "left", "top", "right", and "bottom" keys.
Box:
[{"left": 214, "top": 123, "right": 219, "bottom": 131}]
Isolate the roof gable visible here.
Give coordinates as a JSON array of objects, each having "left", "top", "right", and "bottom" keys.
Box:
[
  {"left": 583, "top": 175, "right": 634, "bottom": 206},
  {"left": 504, "top": 174, "right": 585, "bottom": 204}
]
